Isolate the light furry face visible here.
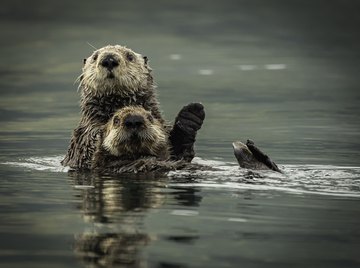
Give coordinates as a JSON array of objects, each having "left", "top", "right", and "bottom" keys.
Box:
[
  {"left": 102, "top": 106, "right": 168, "bottom": 158},
  {"left": 79, "top": 45, "right": 152, "bottom": 96}
]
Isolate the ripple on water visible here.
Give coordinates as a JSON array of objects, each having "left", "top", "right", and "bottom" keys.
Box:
[
  {"left": 3, "top": 156, "right": 69, "bottom": 173},
  {"left": 3, "top": 156, "right": 360, "bottom": 198}
]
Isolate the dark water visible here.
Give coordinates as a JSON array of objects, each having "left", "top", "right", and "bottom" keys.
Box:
[{"left": 1, "top": 0, "right": 360, "bottom": 267}]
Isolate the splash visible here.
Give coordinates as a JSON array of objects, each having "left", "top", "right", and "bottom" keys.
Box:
[
  {"left": 169, "top": 158, "right": 360, "bottom": 198},
  {"left": 4, "top": 156, "right": 69, "bottom": 172},
  {"left": 3, "top": 156, "right": 360, "bottom": 198}
]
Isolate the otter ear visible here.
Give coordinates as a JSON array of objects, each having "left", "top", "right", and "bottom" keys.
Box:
[
  {"left": 143, "top": 56, "right": 148, "bottom": 65},
  {"left": 83, "top": 58, "right": 87, "bottom": 65}
]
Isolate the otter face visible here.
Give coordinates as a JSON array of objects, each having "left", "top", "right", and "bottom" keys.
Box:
[
  {"left": 79, "top": 45, "right": 152, "bottom": 96},
  {"left": 102, "top": 106, "right": 168, "bottom": 159}
]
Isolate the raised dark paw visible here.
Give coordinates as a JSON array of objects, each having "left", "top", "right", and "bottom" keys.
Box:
[
  {"left": 175, "top": 102, "right": 205, "bottom": 134},
  {"left": 169, "top": 103, "right": 205, "bottom": 162}
]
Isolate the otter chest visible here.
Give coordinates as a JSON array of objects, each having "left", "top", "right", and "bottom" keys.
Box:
[{"left": 83, "top": 94, "right": 149, "bottom": 123}]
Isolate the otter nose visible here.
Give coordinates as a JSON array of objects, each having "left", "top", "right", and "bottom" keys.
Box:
[
  {"left": 101, "top": 55, "right": 119, "bottom": 70},
  {"left": 124, "top": 115, "right": 145, "bottom": 129}
]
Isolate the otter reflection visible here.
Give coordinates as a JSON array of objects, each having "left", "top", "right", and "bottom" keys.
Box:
[{"left": 70, "top": 172, "right": 202, "bottom": 267}]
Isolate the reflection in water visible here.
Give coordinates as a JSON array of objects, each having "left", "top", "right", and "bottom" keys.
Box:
[
  {"left": 71, "top": 172, "right": 166, "bottom": 220},
  {"left": 74, "top": 232, "right": 150, "bottom": 267},
  {"left": 69, "top": 172, "right": 201, "bottom": 267},
  {"left": 171, "top": 187, "right": 203, "bottom": 207},
  {"left": 1, "top": 0, "right": 360, "bottom": 267}
]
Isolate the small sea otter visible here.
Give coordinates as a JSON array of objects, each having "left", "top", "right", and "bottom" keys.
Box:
[
  {"left": 61, "top": 45, "right": 204, "bottom": 169},
  {"left": 93, "top": 106, "right": 281, "bottom": 174},
  {"left": 92, "top": 106, "right": 189, "bottom": 173}
]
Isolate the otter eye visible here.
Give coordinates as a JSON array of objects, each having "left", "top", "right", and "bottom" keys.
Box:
[
  {"left": 143, "top": 56, "right": 148, "bottom": 65},
  {"left": 92, "top": 53, "right": 98, "bottom": 61},
  {"left": 126, "top": 53, "right": 135, "bottom": 62},
  {"left": 147, "top": 114, "right": 154, "bottom": 123},
  {"left": 113, "top": 116, "right": 120, "bottom": 126}
]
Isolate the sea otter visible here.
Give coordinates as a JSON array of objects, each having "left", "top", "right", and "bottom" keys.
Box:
[
  {"left": 92, "top": 106, "right": 190, "bottom": 173},
  {"left": 93, "top": 106, "right": 281, "bottom": 174},
  {"left": 62, "top": 45, "right": 204, "bottom": 169}
]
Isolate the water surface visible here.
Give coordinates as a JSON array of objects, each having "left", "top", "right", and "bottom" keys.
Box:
[{"left": 1, "top": 0, "right": 360, "bottom": 267}]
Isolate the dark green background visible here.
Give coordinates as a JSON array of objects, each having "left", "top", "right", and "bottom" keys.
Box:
[{"left": 1, "top": 1, "right": 360, "bottom": 267}]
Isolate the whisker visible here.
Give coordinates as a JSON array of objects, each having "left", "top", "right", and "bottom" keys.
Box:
[
  {"left": 74, "top": 73, "right": 84, "bottom": 85},
  {"left": 86, "top": 42, "right": 98, "bottom": 50}
]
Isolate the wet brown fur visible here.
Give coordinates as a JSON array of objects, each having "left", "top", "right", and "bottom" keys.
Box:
[
  {"left": 92, "top": 106, "right": 169, "bottom": 166},
  {"left": 92, "top": 106, "right": 192, "bottom": 173},
  {"left": 62, "top": 45, "right": 165, "bottom": 169}
]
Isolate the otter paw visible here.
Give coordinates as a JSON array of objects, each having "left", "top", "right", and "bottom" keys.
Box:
[
  {"left": 169, "top": 103, "right": 205, "bottom": 162},
  {"left": 174, "top": 102, "right": 205, "bottom": 135}
]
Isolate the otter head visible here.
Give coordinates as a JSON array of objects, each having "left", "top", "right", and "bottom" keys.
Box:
[
  {"left": 102, "top": 106, "right": 169, "bottom": 160},
  {"left": 79, "top": 45, "right": 153, "bottom": 96}
]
